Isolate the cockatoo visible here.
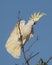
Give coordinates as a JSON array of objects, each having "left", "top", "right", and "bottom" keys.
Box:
[{"left": 5, "top": 12, "right": 45, "bottom": 59}]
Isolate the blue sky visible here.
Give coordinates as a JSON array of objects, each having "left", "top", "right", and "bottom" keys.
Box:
[{"left": 0, "top": 0, "right": 52, "bottom": 65}]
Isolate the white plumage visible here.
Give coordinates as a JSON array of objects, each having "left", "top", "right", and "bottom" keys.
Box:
[{"left": 5, "top": 12, "right": 45, "bottom": 59}]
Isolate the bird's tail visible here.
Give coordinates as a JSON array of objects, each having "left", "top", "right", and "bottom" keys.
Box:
[{"left": 5, "top": 41, "right": 21, "bottom": 59}]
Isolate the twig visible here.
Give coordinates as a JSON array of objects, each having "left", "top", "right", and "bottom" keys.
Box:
[
  {"left": 22, "top": 46, "right": 30, "bottom": 65},
  {"left": 28, "top": 51, "right": 40, "bottom": 61},
  {"left": 25, "top": 35, "right": 39, "bottom": 53},
  {"left": 17, "top": 11, "right": 21, "bottom": 21},
  {"left": 29, "top": 52, "right": 33, "bottom": 57},
  {"left": 47, "top": 56, "right": 52, "bottom": 63}
]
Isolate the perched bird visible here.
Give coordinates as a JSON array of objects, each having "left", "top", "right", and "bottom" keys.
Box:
[{"left": 5, "top": 12, "right": 45, "bottom": 59}]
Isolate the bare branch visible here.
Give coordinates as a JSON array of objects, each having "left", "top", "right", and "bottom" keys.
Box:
[
  {"left": 22, "top": 46, "right": 30, "bottom": 65},
  {"left": 29, "top": 52, "right": 34, "bottom": 57},
  {"left": 25, "top": 35, "right": 39, "bottom": 53},
  {"left": 47, "top": 56, "right": 52, "bottom": 63},
  {"left": 17, "top": 10, "right": 21, "bottom": 21},
  {"left": 28, "top": 51, "right": 40, "bottom": 61}
]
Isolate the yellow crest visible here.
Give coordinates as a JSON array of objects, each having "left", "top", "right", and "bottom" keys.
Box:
[{"left": 30, "top": 12, "right": 46, "bottom": 20}]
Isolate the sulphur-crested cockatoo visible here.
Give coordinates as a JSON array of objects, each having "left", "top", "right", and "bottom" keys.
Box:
[{"left": 5, "top": 12, "right": 45, "bottom": 59}]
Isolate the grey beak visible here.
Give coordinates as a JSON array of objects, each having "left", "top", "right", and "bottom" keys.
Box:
[
  {"left": 34, "top": 22, "right": 36, "bottom": 25},
  {"left": 34, "top": 21, "right": 38, "bottom": 25}
]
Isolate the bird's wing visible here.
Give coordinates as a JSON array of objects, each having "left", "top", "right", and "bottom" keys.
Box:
[{"left": 5, "top": 23, "right": 21, "bottom": 59}]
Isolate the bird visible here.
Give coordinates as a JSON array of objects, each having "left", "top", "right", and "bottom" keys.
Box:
[{"left": 5, "top": 12, "right": 46, "bottom": 59}]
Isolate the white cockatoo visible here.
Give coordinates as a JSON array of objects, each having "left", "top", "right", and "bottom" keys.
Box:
[{"left": 5, "top": 12, "right": 45, "bottom": 59}]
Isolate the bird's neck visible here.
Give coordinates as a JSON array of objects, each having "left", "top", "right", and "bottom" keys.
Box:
[{"left": 27, "top": 19, "right": 34, "bottom": 27}]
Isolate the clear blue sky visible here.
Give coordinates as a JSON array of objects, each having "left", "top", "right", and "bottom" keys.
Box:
[{"left": 0, "top": 0, "right": 52, "bottom": 65}]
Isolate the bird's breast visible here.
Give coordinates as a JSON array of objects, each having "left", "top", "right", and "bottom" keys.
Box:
[{"left": 21, "top": 25, "right": 32, "bottom": 39}]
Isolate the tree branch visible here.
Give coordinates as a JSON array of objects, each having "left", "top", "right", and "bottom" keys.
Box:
[
  {"left": 25, "top": 35, "right": 39, "bottom": 53},
  {"left": 17, "top": 11, "right": 21, "bottom": 21},
  {"left": 28, "top": 51, "right": 40, "bottom": 61},
  {"left": 22, "top": 46, "right": 30, "bottom": 65},
  {"left": 47, "top": 56, "right": 52, "bottom": 63}
]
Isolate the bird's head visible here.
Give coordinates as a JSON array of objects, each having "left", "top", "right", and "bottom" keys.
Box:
[{"left": 29, "top": 12, "right": 46, "bottom": 25}]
